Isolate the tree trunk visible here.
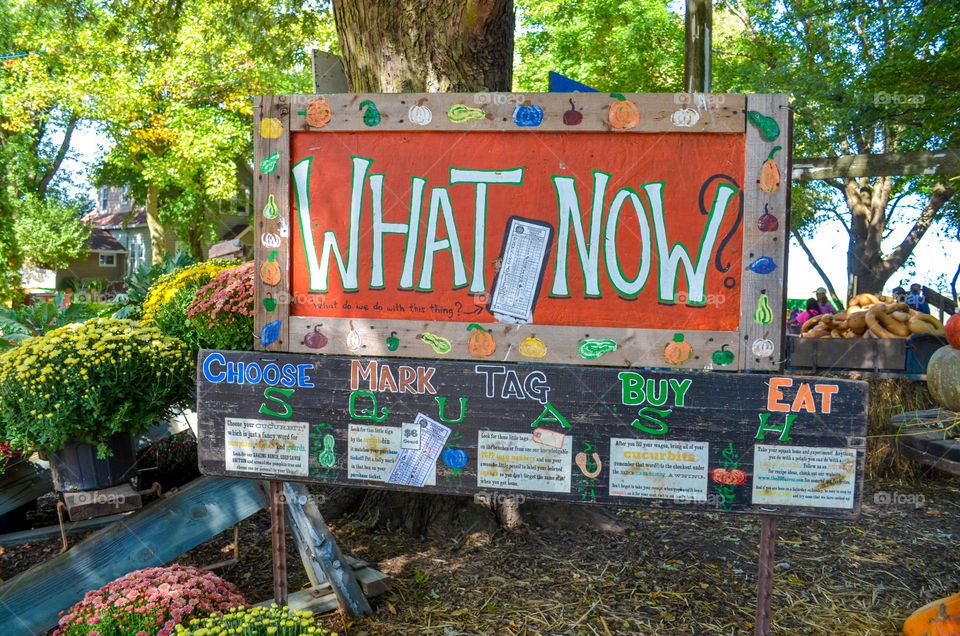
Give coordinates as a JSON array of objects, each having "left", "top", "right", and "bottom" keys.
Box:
[
  {"left": 332, "top": 0, "right": 514, "bottom": 92},
  {"left": 332, "top": 0, "right": 521, "bottom": 530},
  {"left": 146, "top": 185, "right": 165, "bottom": 265}
]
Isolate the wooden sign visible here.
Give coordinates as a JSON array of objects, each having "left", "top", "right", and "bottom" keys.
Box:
[
  {"left": 253, "top": 93, "right": 791, "bottom": 371},
  {"left": 197, "top": 350, "right": 867, "bottom": 520}
]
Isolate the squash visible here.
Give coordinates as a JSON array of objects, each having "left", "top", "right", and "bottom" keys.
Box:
[
  {"left": 904, "top": 592, "right": 960, "bottom": 636},
  {"left": 670, "top": 107, "right": 700, "bottom": 127},
  {"left": 303, "top": 324, "right": 327, "bottom": 349},
  {"left": 299, "top": 97, "right": 333, "bottom": 128},
  {"left": 441, "top": 448, "right": 468, "bottom": 469},
  {"left": 663, "top": 333, "right": 693, "bottom": 365},
  {"left": 608, "top": 93, "right": 640, "bottom": 130},
  {"left": 260, "top": 152, "right": 280, "bottom": 174},
  {"left": 946, "top": 313, "right": 960, "bottom": 349},
  {"left": 746, "top": 110, "right": 780, "bottom": 141},
  {"left": 562, "top": 99, "right": 583, "bottom": 126},
  {"left": 752, "top": 336, "right": 775, "bottom": 358},
  {"left": 418, "top": 332, "right": 452, "bottom": 354},
  {"left": 754, "top": 293, "right": 774, "bottom": 325},
  {"left": 467, "top": 323, "right": 496, "bottom": 357},
  {"left": 447, "top": 104, "right": 487, "bottom": 123},
  {"left": 758, "top": 204, "right": 779, "bottom": 232},
  {"left": 512, "top": 101, "right": 544, "bottom": 127},
  {"left": 927, "top": 346, "right": 960, "bottom": 411},
  {"left": 408, "top": 98, "right": 432, "bottom": 126},
  {"left": 262, "top": 193, "right": 278, "bottom": 220},
  {"left": 758, "top": 145, "right": 782, "bottom": 194},
  {"left": 579, "top": 339, "right": 618, "bottom": 359},
  {"left": 519, "top": 335, "right": 547, "bottom": 358},
  {"left": 259, "top": 250, "right": 281, "bottom": 286},
  {"left": 346, "top": 320, "right": 362, "bottom": 351},
  {"left": 259, "top": 117, "right": 282, "bottom": 139}
]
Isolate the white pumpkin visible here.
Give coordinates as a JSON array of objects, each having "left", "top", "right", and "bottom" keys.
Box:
[
  {"left": 346, "top": 321, "right": 362, "bottom": 352},
  {"left": 752, "top": 338, "right": 775, "bottom": 358},
  {"left": 671, "top": 108, "right": 700, "bottom": 127},
  {"left": 408, "top": 98, "right": 432, "bottom": 126}
]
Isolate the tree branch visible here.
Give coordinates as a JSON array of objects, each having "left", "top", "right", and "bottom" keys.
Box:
[
  {"left": 880, "top": 183, "right": 956, "bottom": 279},
  {"left": 37, "top": 113, "right": 79, "bottom": 199},
  {"left": 792, "top": 229, "right": 845, "bottom": 308}
]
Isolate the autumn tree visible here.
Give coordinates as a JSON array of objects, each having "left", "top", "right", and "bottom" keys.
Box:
[{"left": 722, "top": 0, "right": 959, "bottom": 300}]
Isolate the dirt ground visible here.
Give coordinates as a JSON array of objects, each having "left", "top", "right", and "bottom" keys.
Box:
[{"left": 2, "top": 475, "right": 957, "bottom": 636}]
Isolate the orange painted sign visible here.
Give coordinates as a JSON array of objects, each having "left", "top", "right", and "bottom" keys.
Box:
[{"left": 289, "top": 130, "right": 745, "bottom": 331}]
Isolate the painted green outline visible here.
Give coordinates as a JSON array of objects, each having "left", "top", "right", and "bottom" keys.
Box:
[
  {"left": 398, "top": 176, "right": 427, "bottom": 290},
  {"left": 369, "top": 173, "right": 410, "bottom": 289},
  {"left": 417, "top": 186, "right": 467, "bottom": 291},
  {"left": 604, "top": 187, "right": 651, "bottom": 297},
  {"left": 550, "top": 171, "right": 611, "bottom": 298}
]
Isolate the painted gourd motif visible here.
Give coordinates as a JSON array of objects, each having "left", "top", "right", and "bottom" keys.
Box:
[
  {"left": 710, "top": 468, "right": 747, "bottom": 485},
  {"left": 346, "top": 320, "right": 362, "bottom": 351},
  {"left": 746, "top": 110, "right": 780, "bottom": 141},
  {"left": 513, "top": 101, "right": 544, "bottom": 127},
  {"left": 260, "top": 250, "right": 281, "bottom": 286},
  {"left": 467, "top": 323, "right": 496, "bottom": 357},
  {"left": 262, "top": 194, "right": 278, "bottom": 219},
  {"left": 758, "top": 145, "right": 782, "bottom": 193},
  {"left": 303, "top": 325, "right": 327, "bottom": 349},
  {"left": 260, "top": 152, "right": 280, "bottom": 174},
  {"left": 578, "top": 339, "right": 618, "bottom": 359},
  {"left": 447, "top": 104, "right": 487, "bottom": 123},
  {"left": 755, "top": 293, "right": 774, "bottom": 325},
  {"left": 259, "top": 117, "right": 282, "bottom": 138},
  {"left": 519, "top": 335, "right": 547, "bottom": 358},
  {"left": 418, "top": 332, "right": 452, "bottom": 354},
  {"left": 663, "top": 333, "right": 693, "bottom": 365},
  {"left": 757, "top": 203, "right": 779, "bottom": 232},
  {"left": 748, "top": 257, "right": 777, "bottom": 274},
  {"left": 300, "top": 97, "right": 333, "bottom": 127},
  {"left": 260, "top": 320, "right": 281, "bottom": 347},
  {"left": 408, "top": 98, "right": 432, "bottom": 126},
  {"left": 359, "top": 100, "right": 381, "bottom": 126},
  {"left": 608, "top": 93, "right": 640, "bottom": 130},
  {"left": 386, "top": 331, "right": 400, "bottom": 351},
  {"left": 441, "top": 448, "right": 469, "bottom": 469},
  {"left": 562, "top": 99, "right": 582, "bottom": 126}
]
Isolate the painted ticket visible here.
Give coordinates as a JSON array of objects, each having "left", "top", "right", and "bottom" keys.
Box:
[
  {"left": 386, "top": 413, "right": 451, "bottom": 487},
  {"left": 488, "top": 216, "right": 554, "bottom": 323}
]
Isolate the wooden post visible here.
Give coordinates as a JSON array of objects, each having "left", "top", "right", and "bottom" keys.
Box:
[
  {"left": 269, "top": 480, "right": 288, "bottom": 605},
  {"left": 283, "top": 482, "right": 373, "bottom": 617},
  {"left": 684, "top": 0, "right": 712, "bottom": 93},
  {"left": 754, "top": 516, "right": 777, "bottom": 636}
]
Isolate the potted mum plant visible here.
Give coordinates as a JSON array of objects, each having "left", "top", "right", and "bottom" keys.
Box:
[{"left": 0, "top": 317, "right": 193, "bottom": 491}]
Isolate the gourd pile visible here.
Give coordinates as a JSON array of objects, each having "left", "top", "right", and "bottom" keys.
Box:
[{"left": 800, "top": 293, "right": 946, "bottom": 339}]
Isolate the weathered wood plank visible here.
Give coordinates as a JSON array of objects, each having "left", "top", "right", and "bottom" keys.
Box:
[
  {"left": 739, "top": 94, "right": 791, "bottom": 371},
  {"left": 287, "top": 93, "right": 746, "bottom": 133},
  {"left": 279, "top": 482, "right": 371, "bottom": 616},
  {"left": 0, "top": 513, "right": 130, "bottom": 548},
  {"left": 791, "top": 149, "right": 960, "bottom": 180},
  {"left": 0, "top": 476, "right": 263, "bottom": 635},
  {"left": 198, "top": 350, "right": 869, "bottom": 520}
]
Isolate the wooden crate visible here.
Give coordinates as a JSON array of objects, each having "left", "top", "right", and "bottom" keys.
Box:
[{"left": 787, "top": 335, "right": 907, "bottom": 372}]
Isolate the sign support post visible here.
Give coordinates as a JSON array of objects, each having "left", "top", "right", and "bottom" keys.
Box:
[
  {"left": 269, "top": 480, "right": 288, "bottom": 606},
  {"left": 755, "top": 516, "right": 777, "bottom": 636}
]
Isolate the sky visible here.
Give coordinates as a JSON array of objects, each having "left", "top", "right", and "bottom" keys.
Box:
[{"left": 61, "top": 123, "right": 957, "bottom": 304}]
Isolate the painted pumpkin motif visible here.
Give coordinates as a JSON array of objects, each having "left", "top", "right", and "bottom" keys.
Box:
[
  {"left": 386, "top": 331, "right": 400, "bottom": 351},
  {"left": 663, "top": 333, "right": 693, "bottom": 365},
  {"left": 670, "top": 108, "right": 700, "bottom": 127},
  {"left": 519, "top": 335, "right": 547, "bottom": 358},
  {"left": 303, "top": 325, "right": 327, "bottom": 349},
  {"left": 467, "top": 323, "right": 496, "bottom": 357},
  {"left": 259, "top": 250, "right": 281, "bottom": 286},
  {"left": 608, "top": 93, "right": 640, "bottom": 130},
  {"left": 758, "top": 203, "right": 779, "bottom": 232},
  {"left": 710, "top": 468, "right": 747, "bottom": 485},
  {"left": 711, "top": 345, "right": 735, "bottom": 367},
  {"left": 752, "top": 337, "right": 775, "bottom": 358},
  {"left": 262, "top": 294, "right": 277, "bottom": 312},
  {"left": 300, "top": 97, "right": 333, "bottom": 128},
  {"left": 408, "top": 98, "right": 432, "bottom": 126},
  {"left": 758, "top": 145, "right": 782, "bottom": 194},
  {"left": 259, "top": 117, "right": 283, "bottom": 138},
  {"left": 513, "top": 101, "right": 544, "bottom": 127},
  {"left": 441, "top": 448, "right": 469, "bottom": 470}
]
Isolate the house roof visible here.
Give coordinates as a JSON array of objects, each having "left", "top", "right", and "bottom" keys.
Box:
[
  {"left": 82, "top": 209, "right": 148, "bottom": 229},
  {"left": 88, "top": 228, "right": 126, "bottom": 253}
]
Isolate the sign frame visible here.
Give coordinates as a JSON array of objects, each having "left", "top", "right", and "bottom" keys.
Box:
[{"left": 252, "top": 92, "right": 792, "bottom": 371}]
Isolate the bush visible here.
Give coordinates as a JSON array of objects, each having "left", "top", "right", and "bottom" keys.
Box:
[
  {"left": 174, "top": 604, "right": 331, "bottom": 635},
  {"left": 185, "top": 261, "right": 254, "bottom": 350},
  {"left": 141, "top": 259, "right": 241, "bottom": 349},
  {"left": 54, "top": 564, "right": 245, "bottom": 636},
  {"left": 0, "top": 318, "right": 193, "bottom": 459}
]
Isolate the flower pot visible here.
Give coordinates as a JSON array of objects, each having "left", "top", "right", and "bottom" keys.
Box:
[{"left": 49, "top": 432, "right": 137, "bottom": 492}]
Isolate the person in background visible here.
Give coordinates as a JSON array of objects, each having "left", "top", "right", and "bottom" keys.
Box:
[
  {"left": 892, "top": 286, "right": 907, "bottom": 303},
  {"left": 906, "top": 283, "right": 930, "bottom": 314},
  {"left": 788, "top": 298, "right": 822, "bottom": 331},
  {"left": 814, "top": 287, "right": 837, "bottom": 314}
]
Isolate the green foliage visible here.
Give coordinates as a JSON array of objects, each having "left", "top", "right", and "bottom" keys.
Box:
[
  {"left": 0, "top": 318, "right": 193, "bottom": 457},
  {"left": 0, "top": 292, "right": 112, "bottom": 350},
  {"left": 13, "top": 191, "right": 90, "bottom": 269},
  {"left": 113, "top": 249, "right": 198, "bottom": 319},
  {"left": 514, "top": 0, "right": 684, "bottom": 92}
]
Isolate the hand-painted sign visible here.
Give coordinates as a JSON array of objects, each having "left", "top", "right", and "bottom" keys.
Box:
[
  {"left": 197, "top": 350, "right": 867, "bottom": 520},
  {"left": 253, "top": 93, "right": 791, "bottom": 370}
]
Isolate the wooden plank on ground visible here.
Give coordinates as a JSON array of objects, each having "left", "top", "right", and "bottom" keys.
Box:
[
  {"left": 0, "top": 513, "right": 130, "bottom": 547},
  {"left": 256, "top": 564, "right": 391, "bottom": 615},
  {"left": 0, "top": 476, "right": 263, "bottom": 636},
  {"left": 0, "top": 460, "right": 52, "bottom": 518}
]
